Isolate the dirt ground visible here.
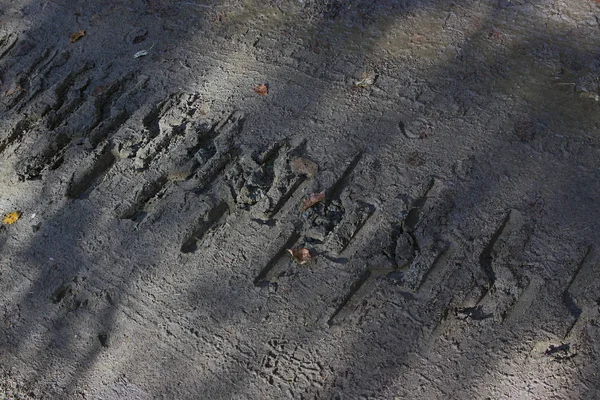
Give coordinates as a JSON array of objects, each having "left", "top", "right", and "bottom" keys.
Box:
[{"left": 1, "top": 0, "right": 599, "bottom": 398}]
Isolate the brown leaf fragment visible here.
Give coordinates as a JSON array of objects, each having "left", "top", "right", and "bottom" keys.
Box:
[
  {"left": 288, "top": 247, "right": 312, "bottom": 264},
  {"left": 253, "top": 83, "right": 268, "bottom": 95},
  {"left": 290, "top": 157, "right": 318, "bottom": 177},
  {"left": 299, "top": 191, "right": 325, "bottom": 212},
  {"left": 2, "top": 211, "right": 22, "bottom": 225},
  {"left": 70, "top": 30, "right": 85, "bottom": 43}
]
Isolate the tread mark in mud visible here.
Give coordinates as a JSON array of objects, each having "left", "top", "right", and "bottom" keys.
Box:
[
  {"left": 403, "top": 177, "right": 435, "bottom": 233},
  {"left": 118, "top": 175, "right": 169, "bottom": 220},
  {"left": 327, "top": 201, "right": 376, "bottom": 255},
  {"left": 192, "top": 153, "right": 238, "bottom": 195},
  {"left": 5, "top": 48, "right": 58, "bottom": 110},
  {"left": 134, "top": 95, "right": 187, "bottom": 170},
  {"left": 2, "top": 47, "right": 58, "bottom": 111},
  {"left": 478, "top": 212, "right": 512, "bottom": 285},
  {"left": 416, "top": 245, "right": 453, "bottom": 296},
  {"left": 254, "top": 231, "right": 301, "bottom": 286},
  {"left": 325, "top": 152, "right": 363, "bottom": 200},
  {"left": 15, "top": 72, "right": 137, "bottom": 180},
  {"left": 562, "top": 246, "right": 598, "bottom": 338},
  {"left": 66, "top": 144, "right": 116, "bottom": 199},
  {"left": 184, "top": 114, "right": 244, "bottom": 195},
  {"left": 13, "top": 64, "right": 93, "bottom": 177},
  {"left": 228, "top": 139, "right": 316, "bottom": 216},
  {"left": 385, "top": 177, "right": 445, "bottom": 290},
  {"left": 168, "top": 111, "right": 242, "bottom": 184},
  {"left": 301, "top": 153, "right": 368, "bottom": 248},
  {"left": 419, "top": 280, "right": 482, "bottom": 356},
  {"left": 136, "top": 104, "right": 241, "bottom": 173},
  {"left": 45, "top": 63, "right": 93, "bottom": 130},
  {"left": 141, "top": 98, "right": 171, "bottom": 139},
  {"left": 0, "top": 117, "right": 33, "bottom": 155},
  {"left": 268, "top": 175, "right": 307, "bottom": 218},
  {"left": 88, "top": 110, "right": 129, "bottom": 148},
  {"left": 327, "top": 269, "right": 373, "bottom": 326},
  {"left": 327, "top": 264, "right": 408, "bottom": 327},
  {"left": 119, "top": 106, "right": 242, "bottom": 223},
  {"left": 14, "top": 128, "right": 71, "bottom": 180},
  {"left": 460, "top": 209, "right": 532, "bottom": 322},
  {"left": 12, "top": 49, "right": 71, "bottom": 111},
  {"left": 562, "top": 246, "right": 591, "bottom": 320},
  {"left": 0, "top": 33, "right": 18, "bottom": 60},
  {"left": 180, "top": 201, "right": 230, "bottom": 253},
  {"left": 503, "top": 276, "right": 544, "bottom": 326},
  {"left": 387, "top": 177, "right": 435, "bottom": 267},
  {"left": 257, "top": 141, "right": 285, "bottom": 166},
  {"left": 235, "top": 140, "right": 305, "bottom": 217},
  {"left": 89, "top": 72, "right": 137, "bottom": 131}
]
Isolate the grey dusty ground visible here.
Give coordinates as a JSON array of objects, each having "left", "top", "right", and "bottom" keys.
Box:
[{"left": 1, "top": 0, "right": 600, "bottom": 398}]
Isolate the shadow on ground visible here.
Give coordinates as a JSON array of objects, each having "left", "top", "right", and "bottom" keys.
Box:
[{"left": 1, "top": 0, "right": 599, "bottom": 398}]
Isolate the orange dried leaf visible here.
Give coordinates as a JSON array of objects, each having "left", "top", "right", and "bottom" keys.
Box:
[
  {"left": 299, "top": 191, "right": 325, "bottom": 212},
  {"left": 290, "top": 157, "right": 318, "bottom": 177},
  {"left": 2, "top": 211, "right": 22, "bottom": 225},
  {"left": 288, "top": 248, "right": 312, "bottom": 264},
  {"left": 70, "top": 30, "right": 85, "bottom": 43},
  {"left": 253, "top": 83, "right": 268, "bottom": 95}
]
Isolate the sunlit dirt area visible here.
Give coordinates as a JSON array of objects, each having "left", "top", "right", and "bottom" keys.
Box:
[{"left": 1, "top": 0, "right": 599, "bottom": 398}]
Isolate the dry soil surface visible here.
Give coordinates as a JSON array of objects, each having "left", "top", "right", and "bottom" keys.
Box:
[{"left": 1, "top": 0, "right": 600, "bottom": 399}]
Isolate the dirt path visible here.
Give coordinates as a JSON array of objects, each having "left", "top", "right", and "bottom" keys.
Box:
[{"left": 1, "top": 0, "right": 599, "bottom": 398}]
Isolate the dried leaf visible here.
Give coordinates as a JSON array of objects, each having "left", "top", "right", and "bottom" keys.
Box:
[
  {"left": 133, "top": 50, "right": 149, "bottom": 58},
  {"left": 2, "top": 211, "right": 22, "bottom": 225},
  {"left": 288, "top": 247, "right": 312, "bottom": 264},
  {"left": 300, "top": 192, "right": 325, "bottom": 212},
  {"left": 70, "top": 30, "right": 86, "bottom": 43},
  {"left": 290, "top": 157, "right": 318, "bottom": 177},
  {"left": 253, "top": 83, "right": 268, "bottom": 96},
  {"left": 354, "top": 71, "right": 377, "bottom": 88}
]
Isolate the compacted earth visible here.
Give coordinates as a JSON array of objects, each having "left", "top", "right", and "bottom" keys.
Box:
[{"left": 1, "top": 0, "right": 599, "bottom": 398}]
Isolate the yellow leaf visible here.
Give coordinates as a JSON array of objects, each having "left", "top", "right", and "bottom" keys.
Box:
[
  {"left": 2, "top": 211, "right": 22, "bottom": 225},
  {"left": 70, "top": 30, "right": 85, "bottom": 43}
]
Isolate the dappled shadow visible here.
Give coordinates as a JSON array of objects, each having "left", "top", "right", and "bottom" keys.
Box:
[{"left": 1, "top": 0, "right": 600, "bottom": 398}]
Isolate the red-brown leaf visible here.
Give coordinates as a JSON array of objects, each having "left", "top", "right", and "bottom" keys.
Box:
[
  {"left": 287, "top": 248, "right": 312, "bottom": 264},
  {"left": 253, "top": 83, "right": 268, "bottom": 95},
  {"left": 299, "top": 191, "right": 325, "bottom": 212}
]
